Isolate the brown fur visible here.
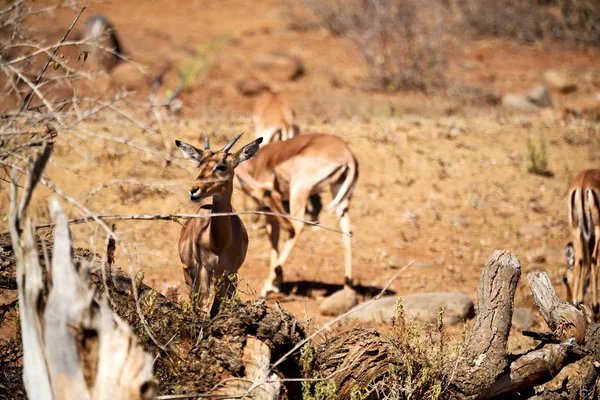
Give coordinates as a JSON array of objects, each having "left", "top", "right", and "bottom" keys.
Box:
[
  {"left": 566, "top": 169, "right": 600, "bottom": 314},
  {"left": 253, "top": 90, "right": 299, "bottom": 144},
  {"left": 234, "top": 133, "right": 358, "bottom": 297},
  {"left": 176, "top": 135, "right": 261, "bottom": 316}
]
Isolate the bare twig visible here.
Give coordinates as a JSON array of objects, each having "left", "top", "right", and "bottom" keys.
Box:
[
  {"left": 34, "top": 211, "right": 349, "bottom": 235},
  {"left": 18, "top": 6, "right": 87, "bottom": 113}
]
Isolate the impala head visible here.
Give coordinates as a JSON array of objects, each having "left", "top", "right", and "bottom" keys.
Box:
[{"left": 176, "top": 133, "right": 262, "bottom": 202}]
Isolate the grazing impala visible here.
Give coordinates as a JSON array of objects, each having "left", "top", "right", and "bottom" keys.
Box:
[
  {"left": 79, "top": 15, "right": 124, "bottom": 72},
  {"left": 253, "top": 89, "right": 299, "bottom": 144},
  {"left": 565, "top": 169, "right": 600, "bottom": 314},
  {"left": 234, "top": 133, "right": 359, "bottom": 298},
  {"left": 176, "top": 133, "right": 262, "bottom": 316}
]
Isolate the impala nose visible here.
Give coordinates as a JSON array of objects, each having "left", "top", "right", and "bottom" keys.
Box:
[{"left": 189, "top": 186, "right": 202, "bottom": 201}]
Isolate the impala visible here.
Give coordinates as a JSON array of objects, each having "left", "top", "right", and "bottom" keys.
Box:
[
  {"left": 79, "top": 15, "right": 124, "bottom": 72},
  {"left": 234, "top": 133, "right": 359, "bottom": 298},
  {"left": 176, "top": 133, "right": 262, "bottom": 316},
  {"left": 565, "top": 169, "right": 600, "bottom": 314},
  {"left": 253, "top": 89, "right": 299, "bottom": 144}
]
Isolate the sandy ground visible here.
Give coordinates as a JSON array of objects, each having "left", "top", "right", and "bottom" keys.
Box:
[{"left": 2, "top": 0, "right": 600, "bottom": 350}]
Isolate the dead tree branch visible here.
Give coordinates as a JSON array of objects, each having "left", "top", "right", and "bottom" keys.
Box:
[
  {"left": 452, "top": 250, "right": 521, "bottom": 396},
  {"left": 9, "top": 183, "right": 156, "bottom": 398},
  {"left": 528, "top": 271, "right": 588, "bottom": 344}
]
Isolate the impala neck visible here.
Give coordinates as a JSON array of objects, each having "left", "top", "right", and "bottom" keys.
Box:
[{"left": 210, "top": 182, "right": 234, "bottom": 250}]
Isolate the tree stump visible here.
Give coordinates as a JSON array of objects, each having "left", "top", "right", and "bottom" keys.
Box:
[{"left": 452, "top": 250, "right": 521, "bottom": 396}]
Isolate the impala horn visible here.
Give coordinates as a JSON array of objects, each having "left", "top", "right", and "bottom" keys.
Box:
[
  {"left": 222, "top": 132, "right": 244, "bottom": 153},
  {"left": 204, "top": 132, "right": 210, "bottom": 150}
]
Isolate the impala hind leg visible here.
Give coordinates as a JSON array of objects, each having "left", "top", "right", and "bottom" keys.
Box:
[
  {"left": 336, "top": 202, "right": 353, "bottom": 288},
  {"left": 564, "top": 242, "right": 575, "bottom": 303},
  {"left": 260, "top": 189, "right": 309, "bottom": 298},
  {"left": 591, "top": 227, "right": 600, "bottom": 315},
  {"left": 260, "top": 216, "right": 282, "bottom": 297}
]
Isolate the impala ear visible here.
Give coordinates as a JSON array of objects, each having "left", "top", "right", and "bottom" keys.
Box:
[
  {"left": 232, "top": 138, "right": 262, "bottom": 168},
  {"left": 175, "top": 140, "right": 203, "bottom": 162}
]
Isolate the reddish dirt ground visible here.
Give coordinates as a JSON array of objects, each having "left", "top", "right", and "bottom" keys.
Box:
[{"left": 3, "top": 0, "right": 600, "bottom": 349}]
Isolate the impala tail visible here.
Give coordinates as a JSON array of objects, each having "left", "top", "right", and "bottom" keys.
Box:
[{"left": 326, "top": 156, "right": 359, "bottom": 213}]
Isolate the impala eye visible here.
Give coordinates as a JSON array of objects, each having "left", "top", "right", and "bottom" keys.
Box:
[{"left": 215, "top": 164, "right": 227, "bottom": 172}]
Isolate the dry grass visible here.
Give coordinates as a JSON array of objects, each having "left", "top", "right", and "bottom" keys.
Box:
[
  {"left": 455, "top": 0, "right": 600, "bottom": 45},
  {"left": 296, "top": 0, "right": 447, "bottom": 92}
]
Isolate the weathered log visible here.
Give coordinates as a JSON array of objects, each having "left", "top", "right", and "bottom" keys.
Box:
[
  {"left": 477, "top": 339, "right": 576, "bottom": 399},
  {"left": 452, "top": 250, "right": 521, "bottom": 396},
  {"left": 527, "top": 272, "right": 587, "bottom": 344},
  {"left": 313, "top": 327, "right": 394, "bottom": 399},
  {"left": 12, "top": 198, "right": 156, "bottom": 399}
]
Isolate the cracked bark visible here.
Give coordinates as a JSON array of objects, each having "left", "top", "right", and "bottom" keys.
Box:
[{"left": 451, "top": 250, "right": 521, "bottom": 397}]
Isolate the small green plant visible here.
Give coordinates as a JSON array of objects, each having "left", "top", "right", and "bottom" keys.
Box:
[
  {"left": 527, "top": 134, "right": 553, "bottom": 177},
  {"left": 179, "top": 35, "right": 228, "bottom": 89}
]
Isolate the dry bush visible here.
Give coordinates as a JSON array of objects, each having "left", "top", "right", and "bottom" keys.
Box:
[
  {"left": 455, "top": 0, "right": 600, "bottom": 45},
  {"left": 298, "top": 0, "right": 447, "bottom": 92}
]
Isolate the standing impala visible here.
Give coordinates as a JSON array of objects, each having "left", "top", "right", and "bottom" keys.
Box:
[
  {"left": 234, "top": 133, "right": 359, "bottom": 298},
  {"left": 565, "top": 169, "right": 600, "bottom": 314},
  {"left": 253, "top": 89, "right": 299, "bottom": 144},
  {"left": 176, "top": 133, "right": 262, "bottom": 316}
]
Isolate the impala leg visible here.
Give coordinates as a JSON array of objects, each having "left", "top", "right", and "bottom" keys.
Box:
[
  {"left": 260, "top": 190, "right": 308, "bottom": 298},
  {"left": 564, "top": 242, "right": 575, "bottom": 303},
  {"left": 210, "top": 272, "right": 238, "bottom": 317},
  {"left": 572, "top": 227, "right": 585, "bottom": 304},
  {"left": 591, "top": 227, "right": 600, "bottom": 315},
  {"left": 337, "top": 204, "right": 353, "bottom": 288},
  {"left": 266, "top": 215, "right": 280, "bottom": 276}
]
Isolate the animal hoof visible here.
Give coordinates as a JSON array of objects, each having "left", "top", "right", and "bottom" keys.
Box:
[{"left": 260, "top": 282, "right": 281, "bottom": 299}]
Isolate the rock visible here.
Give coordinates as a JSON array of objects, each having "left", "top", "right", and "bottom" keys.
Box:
[
  {"left": 236, "top": 77, "right": 269, "bottom": 96},
  {"left": 527, "top": 85, "right": 552, "bottom": 108},
  {"left": 387, "top": 257, "right": 402, "bottom": 269},
  {"left": 252, "top": 52, "right": 304, "bottom": 82},
  {"left": 564, "top": 130, "right": 591, "bottom": 146},
  {"left": 512, "top": 307, "right": 534, "bottom": 330},
  {"left": 110, "top": 63, "right": 149, "bottom": 92},
  {"left": 563, "top": 95, "right": 600, "bottom": 120},
  {"left": 345, "top": 292, "right": 475, "bottom": 325},
  {"left": 526, "top": 247, "right": 547, "bottom": 264},
  {"left": 519, "top": 222, "right": 548, "bottom": 240},
  {"left": 501, "top": 94, "right": 539, "bottom": 112},
  {"left": 543, "top": 70, "right": 577, "bottom": 94},
  {"left": 319, "top": 287, "right": 359, "bottom": 316}
]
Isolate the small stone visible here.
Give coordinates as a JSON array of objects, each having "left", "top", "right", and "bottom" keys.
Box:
[
  {"left": 388, "top": 257, "right": 402, "bottom": 269},
  {"left": 543, "top": 70, "right": 577, "bottom": 94},
  {"left": 236, "top": 77, "right": 269, "bottom": 96},
  {"left": 519, "top": 222, "right": 548, "bottom": 240},
  {"left": 252, "top": 52, "right": 304, "bottom": 82},
  {"left": 319, "top": 288, "right": 359, "bottom": 316},
  {"left": 526, "top": 248, "right": 547, "bottom": 264},
  {"left": 501, "top": 94, "right": 539, "bottom": 112},
  {"left": 527, "top": 85, "right": 552, "bottom": 108},
  {"left": 346, "top": 292, "right": 475, "bottom": 325}
]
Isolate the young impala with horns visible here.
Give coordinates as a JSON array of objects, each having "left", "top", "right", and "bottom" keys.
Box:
[
  {"left": 564, "top": 169, "right": 600, "bottom": 315},
  {"left": 176, "top": 133, "right": 262, "bottom": 316},
  {"left": 234, "top": 133, "right": 359, "bottom": 300}
]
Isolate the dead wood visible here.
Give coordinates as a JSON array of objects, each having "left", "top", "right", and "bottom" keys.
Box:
[
  {"left": 452, "top": 250, "right": 521, "bottom": 396},
  {"left": 477, "top": 339, "right": 576, "bottom": 399},
  {"left": 11, "top": 198, "right": 156, "bottom": 400},
  {"left": 527, "top": 272, "right": 588, "bottom": 344},
  {"left": 313, "top": 327, "right": 394, "bottom": 399},
  {"left": 0, "top": 227, "right": 307, "bottom": 398}
]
